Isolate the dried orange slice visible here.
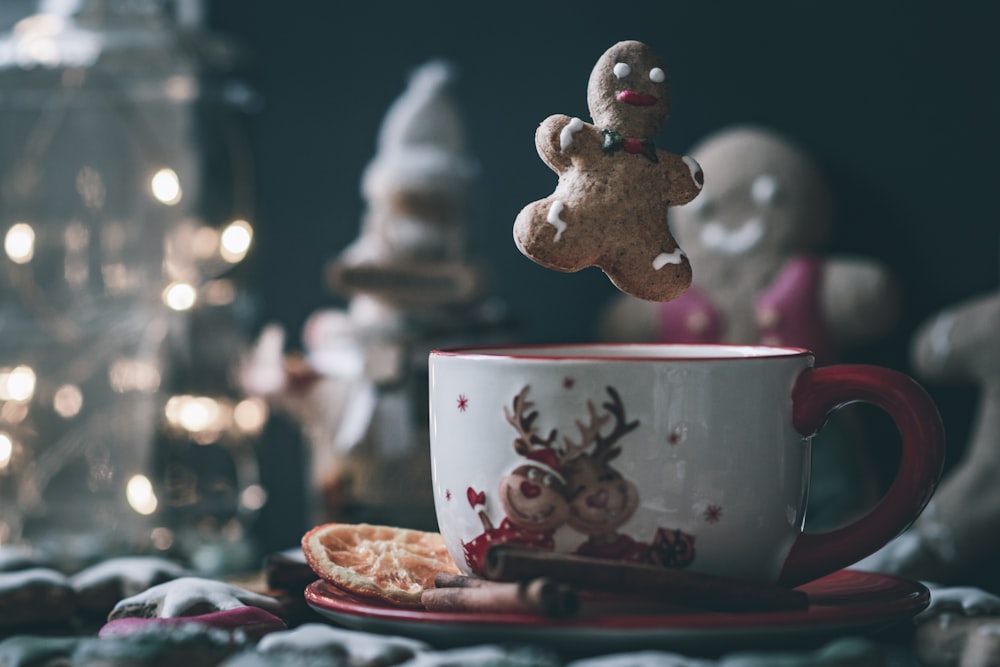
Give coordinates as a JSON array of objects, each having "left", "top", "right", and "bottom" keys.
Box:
[{"left": 302, "top": 522, "right": 460, "bottom": 607}]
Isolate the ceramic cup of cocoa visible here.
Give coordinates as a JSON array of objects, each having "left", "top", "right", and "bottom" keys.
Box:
[{"left": 428, "top": 343, "right": 944, "bottom": 586}]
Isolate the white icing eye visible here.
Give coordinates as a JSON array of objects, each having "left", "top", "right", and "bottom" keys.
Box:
[
  {"left": 751, "top": 175, "right": 778, "bottom": 204},
  {"left": 649, "top": 67, "right": 666, "bottom": 83},
  {"left": 543, "top": 474, "right": 556, "bottom": 487},
  {"left": 613, "top": 62, "right": 631, "bottom": 79},
  {"left": 527, "top": 468, "right": 539, "bottom": 480}
]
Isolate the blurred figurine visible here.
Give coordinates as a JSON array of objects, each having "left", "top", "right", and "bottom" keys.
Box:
[
  {"left": 858, "top": 273, "right": 1000, "bottom": 592},
  {"left": 600, "top": 125, "right": 899, "bottom": 529},
  {"left": 241, "top": 61, "right": 507, "bottom": 529},
  {"left": 329, "top": 59, "right": 484, "bottom": 309},
  {"left": 601, "top": 125, "right": 897, "bottom": 360},
  {"left": 912, "top": 586, "right": 1000, "bottom": 667}
]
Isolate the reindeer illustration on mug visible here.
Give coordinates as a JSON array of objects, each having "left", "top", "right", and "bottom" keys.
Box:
[
  {"left": 461, "top": 386, "right": 571, "bottom": 571},
  {"left": 562, "top": 387, "right": 646, "bottom": 562},
  {"left": 461, "top": 384, "right": 696, "bottom": 572},
  {"left": 562, "top": 387, "right": 695, "bottom": 567}
]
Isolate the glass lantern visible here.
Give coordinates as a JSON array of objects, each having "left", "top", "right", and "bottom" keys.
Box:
[{"left": 0, "top": 0, "right": 260, "bottom": 570}]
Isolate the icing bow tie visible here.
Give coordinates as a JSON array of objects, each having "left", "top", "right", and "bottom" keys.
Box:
[{"left": 601, "top": 129, "right": 658, "bottom": 163}]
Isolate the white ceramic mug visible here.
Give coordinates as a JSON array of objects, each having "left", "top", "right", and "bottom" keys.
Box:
[{"left": 428, "top": 343, "right": 944, "bottom": 586}]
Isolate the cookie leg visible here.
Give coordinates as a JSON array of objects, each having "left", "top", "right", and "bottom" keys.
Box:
[
  {"left": 602, "top": 228, "right": 692, "bottom": 302},
  {"left": 513, "top": 197, "right": 598, "bottom": 272}
]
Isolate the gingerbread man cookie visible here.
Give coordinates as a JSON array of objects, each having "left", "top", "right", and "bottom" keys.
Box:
[
  {"left": 513, "top": 40, "right": 703, "bottom": 302},
  {"left": 914, "top": 587, "right": 1000, "bottom": 667},
  {"left": 102, "top": 577, "right": 286, "bottom": 641},
  {"left": 70, "top": 556, "right": 191, "bottom": 618},
  {"left": 0, "top": 568, "right": 77, "bottom": 630},
  {"left": 108, "top": 577, "right": 285, "bottom": 620}
]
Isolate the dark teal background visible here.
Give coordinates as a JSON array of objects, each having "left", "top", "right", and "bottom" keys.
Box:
[
  {"left": 209, "top": 1, "right": 998, "bottom": 550},
  {"left": 212, "top": 1, "right": 997, "bottom": 349}
]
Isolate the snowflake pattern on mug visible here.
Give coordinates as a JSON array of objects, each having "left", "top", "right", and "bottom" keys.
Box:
[{"left": 704, "top": 504, "right": 723, "bottom": 523}]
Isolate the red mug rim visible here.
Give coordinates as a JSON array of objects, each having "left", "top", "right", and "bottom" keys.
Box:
[{"left": 430, "top": 342, "right": 812, "bottom": 362}]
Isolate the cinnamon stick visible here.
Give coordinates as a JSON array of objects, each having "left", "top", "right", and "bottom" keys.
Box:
[
  {"left": 421, "top": 576, "right": 578, "bottom": 618},
  {"left": 483, "top": 545, "right": 809, "bottom": 613}
]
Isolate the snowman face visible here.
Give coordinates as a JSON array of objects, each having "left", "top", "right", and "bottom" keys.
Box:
[{"left": 587, "top": 40, "right": 671, "bottom": 138}]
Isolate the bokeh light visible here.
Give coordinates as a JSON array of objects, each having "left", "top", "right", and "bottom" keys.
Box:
[
  {"left": 0, "top": 433, "right": 13, "bottom": 469},
  {"left": 163, "top": 282, "right": 197, "bottom": 311},
  {"left": 4, "top": 223, "right": 35, "bottom": 264},
  {"left": 126, "top": 474, "right": 158, "bottom": 515},
  {"left": 150, "top": 168, "right": 182, "bottom": 205},
  {"left": 0, "top": 365, "right": 36, "bottom": 402},
  {"left": 220, "top": 219, "right": 253, "bottom": 263},
  {"left": 53, "top": 384, "right": 83, "bottom": 417}
]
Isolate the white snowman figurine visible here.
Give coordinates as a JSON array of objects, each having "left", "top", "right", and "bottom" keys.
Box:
[{"left": 241, "top": 61, "right": 496, "bottom": 528}]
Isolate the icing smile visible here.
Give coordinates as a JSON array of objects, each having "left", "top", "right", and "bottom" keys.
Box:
[
  {"left": 700, "top": 218, "right": 766, "bottom": 255},
  {"left": 616, "top": 90, "right": 657, "bottom": 106}
]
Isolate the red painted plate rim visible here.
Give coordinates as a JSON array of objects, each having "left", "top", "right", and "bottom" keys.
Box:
[{"left": 304, "top": 568, "right": 928, "bottom": 631}]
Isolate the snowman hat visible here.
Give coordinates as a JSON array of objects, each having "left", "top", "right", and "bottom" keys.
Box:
[{"left": 361, "top": 60, "right": 479, "bottom": 202}]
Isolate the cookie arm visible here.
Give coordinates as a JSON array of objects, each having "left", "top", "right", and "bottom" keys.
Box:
[
  {"left": 661, "top": 152, "right": 704, "bottom": 206},
  {"left": 535, "top": 114, "right": 598, "bottom": 172}
]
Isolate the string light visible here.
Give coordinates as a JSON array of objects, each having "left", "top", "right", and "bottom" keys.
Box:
[
  {"left": 126, "top": 474, "right": 158, "bottom": 515},
  {"left": 163, "top": 282, "right": 197, "bottom": 311},
  {"left": 53, "top": 384, "right": 83, "bottom": 417},
  {"left": 108, "top": 359, "right": 161, "bottom": 393},
  {"left": 0, "top": 4, "right": 263, "bottom": 563},
  {"left": 0, "top": 365, "right": 36, "bottom": 402},
  {"left": 233, "top": 398, "right": 267, "bottom": 434},
  {"left": 150, "top": 526, "right": 174, "bottom": 551},
  {"left": 150, "top": 168, "right": 182, "bottom": 205},
  {"left": 0, "top": 433, "right": 13, "bottom": 469},
  {"left": 177, "top": 395, "right": 219, "bottom": 434},
  {"left": 240, "top": 484, "right": 267, "bottom": 511},
  {"left": 220, "top": 219, "right": 253, "bottom": 263},
  {"left": 4, "top": 223, "right": 35, "bottom": 264}
]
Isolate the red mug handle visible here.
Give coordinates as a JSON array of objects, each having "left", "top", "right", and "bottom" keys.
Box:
[{"left": 777, "top": 364, "right": 945, "bottom": 587}]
